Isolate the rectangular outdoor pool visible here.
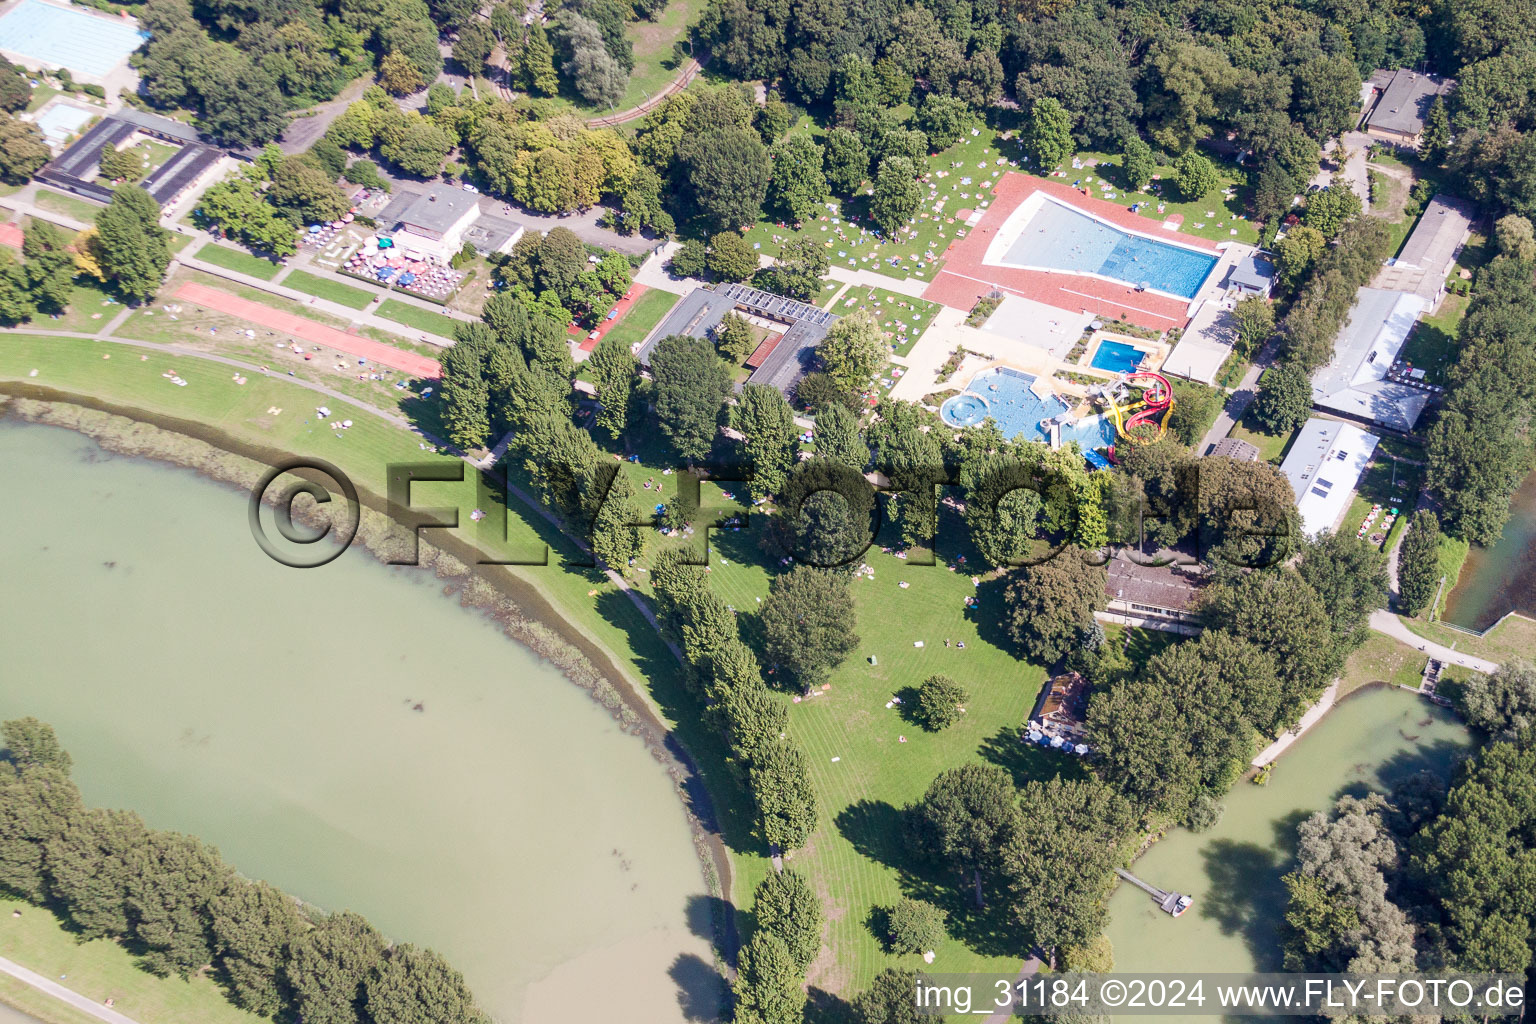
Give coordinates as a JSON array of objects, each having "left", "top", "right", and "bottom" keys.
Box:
[
  {"left": 0, "top": 0, "right": 145, "bottom": 77},
  {"left": 1002, "top": 197, "right": 1219, "bottom": 299},
  {"left": 1090, "top": 339, "right": 1148, "bottom": 375}
]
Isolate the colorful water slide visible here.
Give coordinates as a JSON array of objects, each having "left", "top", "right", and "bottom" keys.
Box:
[{"left": 1103, "top": 371, "right": 1174, "bottom": 444}]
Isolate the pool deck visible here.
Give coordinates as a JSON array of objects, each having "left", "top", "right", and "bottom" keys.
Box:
[{"left": 924, "top": 173, "right": 1227, "bottom": 331}]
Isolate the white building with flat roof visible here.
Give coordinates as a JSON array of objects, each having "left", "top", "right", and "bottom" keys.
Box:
[
  {"left": 1310, "top": 287, "right": 1428, "bottom": 432},
  {"left": 388, "top": 184, "right": 481, "bottom": 262},
  {"left": 1279, "top": 417, "right": 1380, "bottom": 537}
]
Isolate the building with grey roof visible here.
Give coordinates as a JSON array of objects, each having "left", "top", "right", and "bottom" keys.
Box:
[
  {"left": 1208, "top": 437, "right": 1260, "bottom": 461},
  {"left": 35, "top": 111, "right": 223, "bottom": 209},
  {"left": 387, "top": 184, "right": 481, "bottom": 261},
  {"left": 1279, "top": 417, "right": 1380, "bottom": 537},
  {"left": 1102, "top": 555, "right": 1205, "bottom": 634},
  {"left": 636, "top": 284, "right": 839, "bottom": 398},
  {"left": 1365, "top": 70, "right": 1454, "bottom": 145},
  {"left": 1372, "top": 194, "right": 1476, "bottom": 307},
  {"left": 1224, "top": 254, "right": 1275, "bottom": 298},
  {"left": 1310, "top": 287, "right": 1429, "bottom": 433}
]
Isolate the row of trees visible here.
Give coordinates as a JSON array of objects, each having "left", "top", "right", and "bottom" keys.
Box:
[
  {"left": 650, "top": 552, "right": 822, "bottom": 852},
  {"left": 196, "top": 143, "right": 355, "bottom": 257},
  {"left": 1423, "top": 242, "right": 1536, "bottom": 545},
  {"left": 0, "top": 718, "right": 486, "bottom": 1024}
]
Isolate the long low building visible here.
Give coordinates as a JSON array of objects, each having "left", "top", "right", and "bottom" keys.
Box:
[
  {"left": 1310, "top": 287, "right": 1429, "bottom": 433},
  {"left": 35, "top": 109, "right": 222, "bottom": 210},
  {"left": 636, "top": 283, "right": 838, "bottom": 397},
  {"left": 1279, "top": 417, "right": 1380, "bottom": 537},
  {"left": 1309, "top": 194, "right": 1474, "bottom": 433}
]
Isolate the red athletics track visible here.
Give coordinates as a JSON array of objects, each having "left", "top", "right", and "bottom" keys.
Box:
[
  {"left": 922, "top": 173, "right": 1222, "bottom": 332},
  {"left": 174, "top": 280, "right": 442, "bottom": 379},
  {"left": 568, "top": 283, "right": 652, "bottom": 352},
  {"left": 0, "top": 222, "right": 21, "bottom": 251}
]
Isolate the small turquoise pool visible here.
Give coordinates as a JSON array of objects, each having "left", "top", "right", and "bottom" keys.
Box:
[
  {"left": 1090, "top": 339, "right": 1148, "bottom": 374},
  {"left": 940, "top": 367, "right": 1114, "bottom": 449},
  {"left": 1003, "top": 197, "right": 1218, "bottom": 299}
]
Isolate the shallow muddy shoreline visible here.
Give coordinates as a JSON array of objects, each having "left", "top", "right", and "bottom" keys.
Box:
[{"left": 0, "top": 389, "right": 737, "bottom": 978}]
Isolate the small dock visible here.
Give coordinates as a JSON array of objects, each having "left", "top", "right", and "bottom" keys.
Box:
[{"left": 1115, "top": 868, "right": 1192, "bottom": 917}]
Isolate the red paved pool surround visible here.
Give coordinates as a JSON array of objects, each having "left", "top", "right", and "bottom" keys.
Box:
[{"left": 923, "top": 173, "right": 1222, "bottom": 331}]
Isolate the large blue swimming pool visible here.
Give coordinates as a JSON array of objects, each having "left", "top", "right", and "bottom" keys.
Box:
[
  {"left": 940, "top": 367, "right": 1115, "bottom": 449},
  {"left": 1002, "top": 198, "right": 1218, "bottom": 299},
  {"left": 0, "top": 0, "right": 146, "bottom": 77}
]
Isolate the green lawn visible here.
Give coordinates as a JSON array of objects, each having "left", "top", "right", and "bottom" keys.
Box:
[
  {"left": 1397, "top": 611, "right": 1536, "bottom": 669},
  {"left": 25, "top": 83, "right": 60, "bottom": 113},
  {"left": 1397, "top": 292, "right": 1466, "bottom": 388},
  {"left": 1340, "top": 443, "right": 1421, "bottom": 551},
  {"left": 1076, "top": 148, "right": 1260, "bottom": 246},
  {"left": 376, "top": 298, "right": 461, "bottom": 339},
  {"left": 680, "top": 524, "right": 1077, "bottom": 994},
  {"left": 0, "top": 896, "right": 266, "bottom": 1024},
  {"left": 1339, "top": 633, "right": 1426, "bottom": 700},
  {"left": 830, "top": 287, "right": 941, "bottom": 357},
  {"left": 33, "top": 190, "right": 100, "bottom": 225},
  {"left": 30, "top": 280, "right": 125, "bottom": 333},
  {"left": 193, "top": 242, "right": 283, "bottom": 280},
  {"left": 283, "top": 269, "right": 376, "bottom": 309},
  {"left": 603, "top": 287, "right": 678, "bottom": 349},
  {"left": 1225, "top": 410, "right": 1294, "bottom": 463}
]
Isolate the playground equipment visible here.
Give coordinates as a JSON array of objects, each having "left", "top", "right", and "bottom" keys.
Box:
[{"left": 1094, "top": 371, "right": 1175, "bottom": 446}]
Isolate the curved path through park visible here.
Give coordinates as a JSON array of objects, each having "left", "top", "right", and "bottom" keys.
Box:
[
  {"left": 585, "top": 58, "right": 702, "bottom": 128},
  {"left": 0, "top": 953, "right": 146, "bottom": 1024}
]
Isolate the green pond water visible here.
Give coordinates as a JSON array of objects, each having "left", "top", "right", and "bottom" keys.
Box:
[
  {"left": 1442, "top": 466, "right": 1536, "bottom": 631},
  {"left": 1104, "top": 686, "right": 1470, "bottom": 1008},
  {"left": 0, "top": 420, "right": 723, "bottom": 1024}
]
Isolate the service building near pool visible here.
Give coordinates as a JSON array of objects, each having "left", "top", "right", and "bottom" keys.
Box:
[
  {"left": 380, "top": 184, "right": 482, "bottom": 264},
  {"left": 1279, "top": 417, "right": 1380, "bottom": 538},
  {"left": 1309, "top": 195, "right": 1473, "bottom": 433},
  {"left": 1363, "top": 69, "right": 1455, "bottom": 148},
  {"left": 35, "top": 109, "right": 226, "bottom": 211},
  {"left": 1099, "top": 555, "right": 1206, "bottom": 635},
  {"left": 636, "top": 283, "right": 838, "bottom": 398}
]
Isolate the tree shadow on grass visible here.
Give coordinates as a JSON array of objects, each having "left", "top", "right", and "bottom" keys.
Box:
[
  {"left": 976, "top": 724, "right": 1083, "bottom": 789},
  {"left": 893, "top": 686, "right": 925, "bottom": 727},
  {"left": 805, "top": 986, "right": 857, "bottom": 1024},
  {"left": 969, "top": 571, "right": 1018, "bottom": 660},
  {"left": 590, "top": 587, "right": 760, "bottom": 863},
  {"left": 836, "top": 799, "right": 1034, "bottom": 959},
  {"left": 865, "top": 902, "right": 894, "bottom": 951},
  {"left": 834, "top": 799, "right": 910, "bottom": 873}
]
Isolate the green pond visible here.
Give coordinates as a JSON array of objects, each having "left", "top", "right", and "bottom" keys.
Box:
[
  {"left": 1442, "top": 466, "right": 1536, "bottom": 631},
  {"left": 0, "top": 420, "right": 723, "bottom": 1024},
  {"left": 1105, "top": 685, "right": 1470, "bottom": 1005}
]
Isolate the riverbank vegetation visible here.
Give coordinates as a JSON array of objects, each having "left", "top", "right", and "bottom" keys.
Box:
[{"left": 0, "top": 719, "right": 488, "bottom": 1024}]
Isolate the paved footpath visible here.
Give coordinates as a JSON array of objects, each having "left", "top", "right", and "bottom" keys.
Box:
[
  {"left": 0, "top": 953, "right": 145, "bottom": 1024},
  {"left": 1368, "top": 609, "right": 1499, "bottom": 674}
]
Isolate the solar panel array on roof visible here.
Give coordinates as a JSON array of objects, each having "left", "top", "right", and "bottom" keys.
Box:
[{"left": 720, "top": 283, "right": 834, "bottom": 327}]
